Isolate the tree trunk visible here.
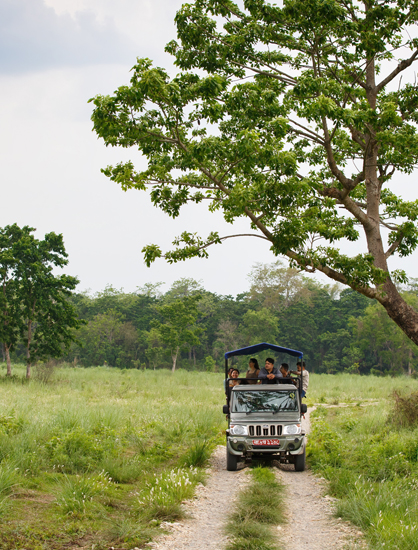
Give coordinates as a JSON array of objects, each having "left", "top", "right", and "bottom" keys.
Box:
[
  {"left": 378, "top": 280, "right": 418, "bottom": 346},
  {"left": 171, "top": 347, "right": 179, "bottom": 372},
  {"left": 4, "top": 344, "right": 12, "bottom": 377},
  {"left": 26, "top": 319, "right": 32, "bottom": 379}
]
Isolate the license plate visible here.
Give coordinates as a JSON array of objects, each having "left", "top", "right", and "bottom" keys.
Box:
[{"left": 252, "top": 439, "right": 280, "bottom": 446}]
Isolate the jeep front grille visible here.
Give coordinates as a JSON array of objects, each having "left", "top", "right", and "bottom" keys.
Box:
[{"left": 248, "top": 425, "right": 282, "bottom": 437}]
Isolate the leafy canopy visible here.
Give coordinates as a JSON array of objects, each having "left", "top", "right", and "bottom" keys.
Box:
[{"left": 90, "top": 0, "right": 418, "bottom": 302}]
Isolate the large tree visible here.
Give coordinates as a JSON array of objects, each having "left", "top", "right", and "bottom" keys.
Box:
[
  {"left": 0, "top": 225, "right": 82, "bottom": 378},
  {"left": 91, "top": 0, "right": 418, "bottom": 343},
  {"left": 0, "top": 225, "right": 29, "bottom": 376},
  {"left": 153, "top": 296, "right": 203, "bottom": 371}
]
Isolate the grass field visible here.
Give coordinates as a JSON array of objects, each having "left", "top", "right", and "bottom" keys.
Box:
[
  {"left": 0, "top": 364, "right": 226, "bottom": 549},
  {"left": 306, "top": 373, "right": 418, "bottom": 550},
  {"left": 1, "top": 366, "right": 418, "bottom": 550}
]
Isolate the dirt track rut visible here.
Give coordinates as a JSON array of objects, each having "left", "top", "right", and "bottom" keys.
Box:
[{"left": 275, "top": 410, "right": 367, "bottom": 549}]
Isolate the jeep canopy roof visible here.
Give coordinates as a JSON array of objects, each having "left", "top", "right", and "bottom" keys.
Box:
[{"left": 224, "top": 342, "right": 303, "bottom": 359}]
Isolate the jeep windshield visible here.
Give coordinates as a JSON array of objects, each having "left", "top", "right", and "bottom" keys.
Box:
[{"left": 231, "top": 390, "right": 299, "bottom": 413}]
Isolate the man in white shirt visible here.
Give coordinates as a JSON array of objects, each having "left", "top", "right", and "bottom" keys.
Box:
[{"left": 294, "top": 361, "right": 309, "bottom": 398}]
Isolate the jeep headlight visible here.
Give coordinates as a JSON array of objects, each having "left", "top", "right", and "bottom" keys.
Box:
[
  {"left": 283, "top": 424, "right": 301, "bottom": 435},
  {"left": 230, "top": 425, "right": 248, "bottom": 436}
]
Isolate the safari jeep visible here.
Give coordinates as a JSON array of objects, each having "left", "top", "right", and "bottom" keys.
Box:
[{"left": 223, "top": 342, "right": 307, "bottom": 472}]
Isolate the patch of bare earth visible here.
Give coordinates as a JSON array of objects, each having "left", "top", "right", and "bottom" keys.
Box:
[{"left": 275, "top": 408, "right": 368, "bottom": 550}]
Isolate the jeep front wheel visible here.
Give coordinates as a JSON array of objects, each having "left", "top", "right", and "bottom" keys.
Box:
[
  {"left": 294, "top": 448, "right": 306, "bottom": 472},
  {"left": 226, "top": 448, "right": 238, "bottom": 471}
]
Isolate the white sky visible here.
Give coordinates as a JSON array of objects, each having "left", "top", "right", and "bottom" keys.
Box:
[{"left": 1, "top": 0, "right": 417, "bottom": 296}]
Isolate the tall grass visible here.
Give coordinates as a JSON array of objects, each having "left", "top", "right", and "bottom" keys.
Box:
[
  {"left": 0, "top": 365, "right": 226, "bottom": 549},
  {"left": 308, "top": 383, "right": 418, "bottom": 550},
  {"left": 307, "top": 372, "right": 418, "bottom": 405}
]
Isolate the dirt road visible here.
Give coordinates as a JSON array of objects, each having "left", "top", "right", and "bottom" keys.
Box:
[{"left": 146, "top": 410, "right": 367, "bottom": 550}]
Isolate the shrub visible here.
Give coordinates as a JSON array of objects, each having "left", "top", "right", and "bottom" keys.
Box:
[
  {"left": 107, "top": 517, "right": 157, "bottom": 547},
  {"left": 33, "top": 361, "right": 55, "bottom": 384},
  {"left": 137, "top": 467, "right": 200, "bottom": 522},
  {"left": 389, "top": 390, "right": 418, "bottom": 427},
  {"left": 46, "top": 426, "right": 121, "bottom": 473},
  {"left": 0, "top": 412, "right": 24, "bottom": 435},
  {"left": 181, "top": 439, "right": 211, "bottom": 467},
  {"left": 55, "top": 471, "right": 112, "bottom": 516},
  {"left": 0, "top": 465, "right": 19, "bottom": 516}
]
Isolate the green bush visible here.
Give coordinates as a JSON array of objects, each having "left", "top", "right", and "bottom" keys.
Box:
[
  {"left": 55, "top": 471, "right": 112, "bottom": 516},
  {"left": 137, "top": 467, "right": 201, "bottom": 522},
  {"left": 45, "top": 426, "right": 123, "bottom": 473},
  {"left": 0, "top": 465, "right": 19, "bottom": 516},
  {"left": 0, "top": 412, "right": 25, "bottom": 435},
  {"left": 181, "top": 439, "right": 211, "bottom": 467},
  {"left": 389, "top": 390, "right": 418, "bottom": 427}
]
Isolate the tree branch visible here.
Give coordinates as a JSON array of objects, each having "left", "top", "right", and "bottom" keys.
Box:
[
  {"left": 285, "top": 249, "right": 378, "bottom": 299},
  {"left": 385, "top": 235, "right": 404, "bottom": 259},
  {"left": 287, "top": 118, "right": 325, "bottom": 144},
  {"left": 376, "top": 49, "right": 418, "bottom": 93},
  {"left": 164, "top": 233, "right": 270, "bottom": 259}
]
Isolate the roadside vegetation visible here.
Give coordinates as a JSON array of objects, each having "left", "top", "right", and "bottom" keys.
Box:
[
  {"left": 0, "top": 365, "right": 224, "bottom": 550},
  {"left": 225, "top": 467, "right": 285, "bottom": 550},
  {"left": 307, "top": 374, "right": 418, "bottom": 550},
  {"left": 2, "top": 366, "right": 418, "bottom": 550}
]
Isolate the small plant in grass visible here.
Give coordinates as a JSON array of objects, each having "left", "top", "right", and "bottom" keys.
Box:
[
  {"left": 181, "top": 438, "right": 212, "bottom": 467},
  {"left": 55, "top": 471, "right": 113, "bottom": 516},
  {"left": 389, "top": 390, "right": 418, "bottom": 427},
  {"left": 137, "top": 467, "right": 201, "bottom": 522},
  {"left": 0, "top": 412, "right": 25, "bottom": 435},
  {"left": 33, "top": 361, "right": 56, "bottom": 384},
  {"left": 0, "top": 465, "right": 19, "bottom": 516},
  {"left": 107, "top": 517, "right": 158, "bottom": 547}
]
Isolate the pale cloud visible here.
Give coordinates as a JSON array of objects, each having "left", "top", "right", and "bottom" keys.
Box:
[{"left": 0, "top": 0, "right": 138, "bottom": 73}]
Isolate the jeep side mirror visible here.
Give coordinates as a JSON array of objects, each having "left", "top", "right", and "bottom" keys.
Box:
[
  {"left": 301, "top": 404, "right": 307, "bottom": 414},
  {"left": 223, "top": 405, "right": 229, "bottom": 414}
]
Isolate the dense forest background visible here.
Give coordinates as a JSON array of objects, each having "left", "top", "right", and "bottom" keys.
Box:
[{"left": 4, "top": 261, "right": 418, "bottom": 375}]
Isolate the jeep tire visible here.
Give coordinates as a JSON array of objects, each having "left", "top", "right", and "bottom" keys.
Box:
[
  {"left": 294, "top": 447, "right": 306, "bottom": 472},
  {"left": 226, "top": 447, "right": 238, "bottom": 471}
]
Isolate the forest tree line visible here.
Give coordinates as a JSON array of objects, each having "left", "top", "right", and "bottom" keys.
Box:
[{"left": 5, "top": 261, "right": 418, "bottom": 376}]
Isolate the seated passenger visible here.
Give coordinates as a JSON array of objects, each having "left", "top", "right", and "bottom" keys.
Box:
[
  {"left": 258, "top": 358, "right": 280, "bottom": 384},
  {"left": 246, "top": 358, "right": 260, "bottom": 385},
  {"left": 229, "top": 368, "right": 241, "bottom": 387},
  {"left": 224, "top": 367, "right": 235, "bottom": 392},
  {"left": 278, "top": 363, "right": 295, "bottom": 384}
]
